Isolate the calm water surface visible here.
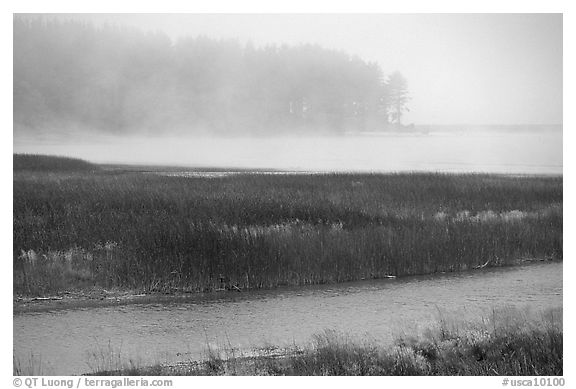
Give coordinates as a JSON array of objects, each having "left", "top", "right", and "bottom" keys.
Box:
[
  {"left": 13, "top": 131, "right": 562, "bottom": 174},
  {"left": 14, "top": 262, "right": 562, "bottom": 375}
]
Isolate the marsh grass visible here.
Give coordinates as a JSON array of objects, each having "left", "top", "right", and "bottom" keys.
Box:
[
  {"left": 13, "top": 155, "right": 562, "bottom": 296},
  {"left": 96, "top": 308, "right": 562, "bottom": 376},
  {"left": 85, "top": 340, "right": 145, "bottom": 376},
  {"left": 13, "top": 352, "right": 48, "bottom": 376},
  {"left": 283, "top": 309, "right": 563, "bottom": 376},
  {"left": 14, "top": 154, "right": 98, "bottom": 172}
]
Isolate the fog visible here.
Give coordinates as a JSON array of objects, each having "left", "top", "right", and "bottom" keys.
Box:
[
  {"left": 13, "top": 14, "right": 563, "bottom": 173},
  {"left": 35, "top": 13, "right": 563, "bottom": 126},
  {"left": 13, "top": 128, "right": 562, "bottom": 175}
]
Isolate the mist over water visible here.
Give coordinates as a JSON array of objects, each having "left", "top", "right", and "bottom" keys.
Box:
[
  {"left": 13, "top": 14, "right": 562, "bottom": 176},
  {"left": 14, "top": 128, "right": 562, "bottom": 175}
]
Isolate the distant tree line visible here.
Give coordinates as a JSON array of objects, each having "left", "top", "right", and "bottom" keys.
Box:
[{"left": 14, "top": 17, "right": 410, "bottom": 135}]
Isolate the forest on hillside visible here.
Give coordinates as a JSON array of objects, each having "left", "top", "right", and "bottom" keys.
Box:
[{"left": 14, "top": 17, "right": 410, "bottom": 136}]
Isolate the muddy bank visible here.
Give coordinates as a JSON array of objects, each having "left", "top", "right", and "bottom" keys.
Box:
[{"left": 13, "top": 257, "right": 558, "bottom": 314}]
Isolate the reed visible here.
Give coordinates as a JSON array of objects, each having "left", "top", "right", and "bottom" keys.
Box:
[
  {"left": 286, "top": 308, "right": 563, "bottom": 376},
  {"left": 94, "top": 308, "right": 563, "bottom": 376},
  {"left": 13, "top": 155, "right": 563, "bottom": 296}
]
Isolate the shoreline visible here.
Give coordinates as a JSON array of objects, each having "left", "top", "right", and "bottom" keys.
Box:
[
  {"left": 13, "top": 257, "right": 558, "bottom": 314},
  {"left": 86, "top": 306, "right": 563, "bottom": 377}
]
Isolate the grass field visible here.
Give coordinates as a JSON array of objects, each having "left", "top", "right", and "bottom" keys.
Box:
[{"left": 13, "top": 154, "right": 563, "bottom": 296}]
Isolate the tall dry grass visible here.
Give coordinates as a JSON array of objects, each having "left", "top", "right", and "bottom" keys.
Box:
[
  {"left": 93, "top": 308, "right": 563, "bottom": 376},
  {"left": 13, "top": 155, "right": 562, "bottom": 295}
]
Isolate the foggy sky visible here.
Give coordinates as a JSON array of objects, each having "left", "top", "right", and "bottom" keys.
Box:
[{"left": 45, "top": 13, "right": 562, "bottom": 126}]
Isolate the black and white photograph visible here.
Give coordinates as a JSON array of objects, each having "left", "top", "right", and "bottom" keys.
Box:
[{"left": 9, "top": 7, "right": 568, "bottom": 384}]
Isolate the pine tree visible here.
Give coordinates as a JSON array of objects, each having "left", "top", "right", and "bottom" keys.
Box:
[{"left": 386, "top": 71, "right": 410, "bottom": 127}]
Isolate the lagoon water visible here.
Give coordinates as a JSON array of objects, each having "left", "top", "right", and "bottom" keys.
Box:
[
  {"left": 13, "top": 129, "right": 562, "bottom": 175},
  {"left": 14, "top": 262, "right": 562, "bottom": 375}
]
